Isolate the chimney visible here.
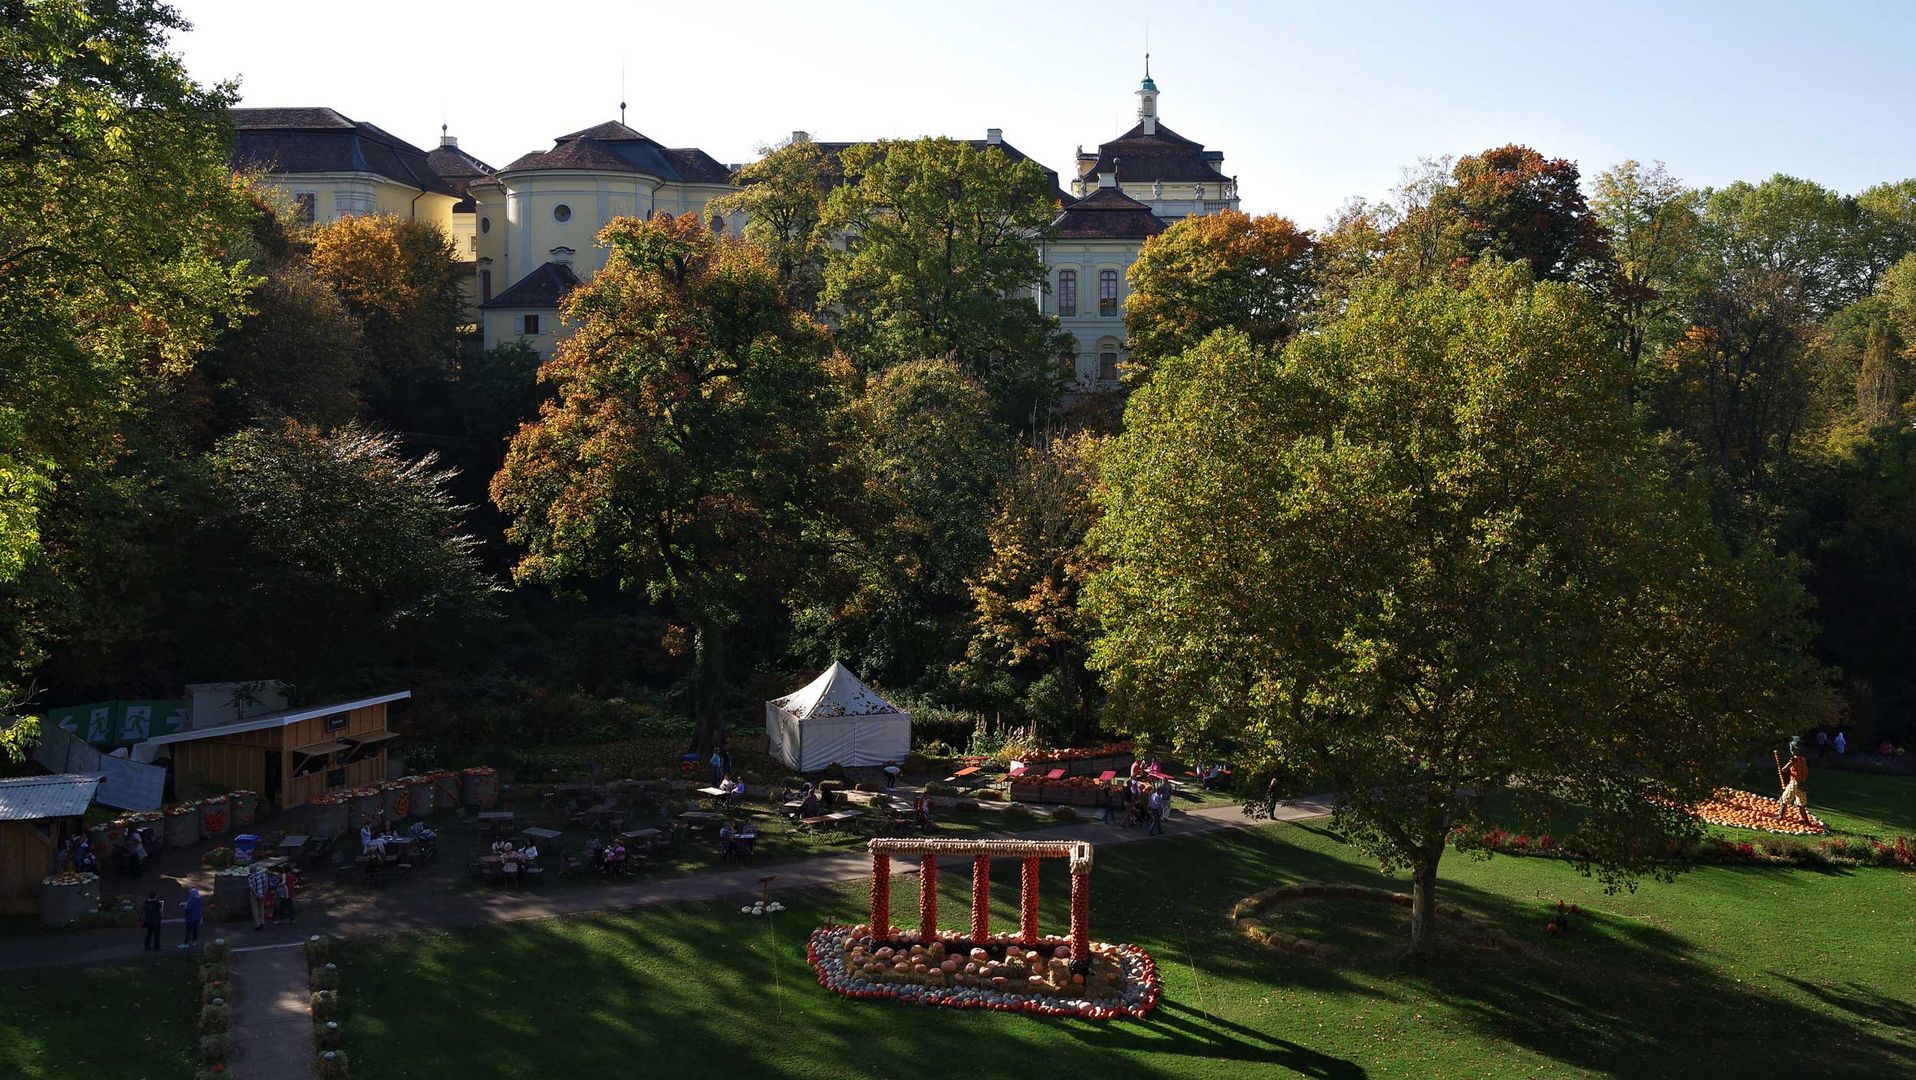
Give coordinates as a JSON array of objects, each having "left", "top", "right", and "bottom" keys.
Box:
[
  {"left": 1098, "top": 171, "right": 1116, "bottom": 189},
  {"left": 986, "top": 127, "right": 1003, "bottom": 144},
  {"left": 790, "top": 130, "right": 810, "bottom": 144}
]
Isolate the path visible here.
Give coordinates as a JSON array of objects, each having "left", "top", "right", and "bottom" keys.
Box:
[
  {"left": 0, "top": 797, "right": 1333, "bottom": 972},
  {"left": 226, "top": 943, "right": 319, "bottom": 1080}
]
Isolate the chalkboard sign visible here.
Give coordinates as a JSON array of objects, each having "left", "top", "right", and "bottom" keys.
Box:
[{"left": 325, "top": 713, "right": 348, "bottom": 732}]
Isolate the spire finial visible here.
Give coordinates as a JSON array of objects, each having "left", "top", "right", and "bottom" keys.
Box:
[
  {"left": 620, "top": 101, "right": 627, "bottom": 124},
  {"left": 1145, "top": 51, "right": 1150, "bottom": 79}
]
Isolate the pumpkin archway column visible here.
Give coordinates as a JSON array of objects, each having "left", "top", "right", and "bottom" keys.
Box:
[
  {"left": 1020, "top": 857, "right": 1042, "bottom": 945},
  {"left": 918, "top": 853, "right": 939, "bottom": 939},
  {"left": 970, "top": 855, "right": 991, "bottom": 941},
  {"left": 1069, "top": 865, "right": 1090, "bottom": 965},
  {"left": 870, "top": 852, "right": 891, "bottom": 938}
]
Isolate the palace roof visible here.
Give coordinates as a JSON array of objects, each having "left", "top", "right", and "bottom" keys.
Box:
[
  {"left": 480, "top": 261, "right": 581, "bottom": 311},
  {"left": 1050, "top": 186, "right": 1167, "bottom": 240},
  {"left": 426, "top": 139, "right": 497, "bottom": 210},
  {"left": 501, "top": 121, "right": 735, "bottom": 183},
  {"left": 1078, "top": 121, "right": 1230, "bottom": 186},
  {"left": 230, "top": 107, "right": 459, "bottom": 196}
]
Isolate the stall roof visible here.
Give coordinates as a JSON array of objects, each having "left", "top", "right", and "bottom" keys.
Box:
[
  {"left": 140, "top": 691, "right": 411, "bottom": 747},
  {"left": 0, "top": 774, "right": 105, "bottom": 821}
]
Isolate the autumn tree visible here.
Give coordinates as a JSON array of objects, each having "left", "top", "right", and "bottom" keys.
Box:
[
  {"left": 820, "top": 137, "right": 1073, "bottom": 423},
  {"left": 961, "top": 431, "right": 1105, "bottom": 742},
  {"left": 307, "top": 213, "right": 466, "bottom": 424},
  {"left": 712, "top": 136, "right": 831, "bottom": 309},
  {"left": 198, "top": 260, "right": 366, "bottom": 430},
  {"left": 1591, "top": 160, "right": 1704, "bottom": 378},
  {"left": 792, "top": 359, "right": 1010, "bottom": 686},
  {"left": 1123, "top": 209, "right": 1315, "bottom": 379},
  {"left": 1087, "top": 264, "right": 1823, "bottom": 955},
  {"left": 492, "top": 214, "right": 841, "bottom": 751},
  {"left": 0, "top": 0, "right": 254, "bottom": 587}
]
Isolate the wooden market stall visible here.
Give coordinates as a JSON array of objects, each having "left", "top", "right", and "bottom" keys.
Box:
[
  {"left": 0, "top": 774, "right": 103, "bottom": 915},
  {"left": 138, "top": 691, "right": 409, "bottom": 810}
]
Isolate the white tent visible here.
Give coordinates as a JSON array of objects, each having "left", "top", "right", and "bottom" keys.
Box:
[{"left": 764, "top": 662, "right": 911, "bottom": 772}]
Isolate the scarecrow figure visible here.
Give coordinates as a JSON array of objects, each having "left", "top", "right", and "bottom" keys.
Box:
[{"left": 1775, "top": 737, "right": 1811, "bottom": 826}]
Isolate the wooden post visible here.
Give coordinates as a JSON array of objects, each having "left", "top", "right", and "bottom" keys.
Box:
[
  {"left": 970, "top": 855, "right": 991, "bottom": 941},
  {"left": 1069, "top": 867, "right": 1090, "bottom": 964},
  {"left": 1020, "top": 857, "right": 1042, "bottom": 945},
  {"left": 918, "top": 853, "right": 938, "bottom": 940},
  {"left": 870, "top": 852, "right": 890, "bottom": 938}
]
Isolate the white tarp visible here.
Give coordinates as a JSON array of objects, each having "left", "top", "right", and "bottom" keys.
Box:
[
  {"left": 764, "top": 661, "right": 911, "bottom": 772},
  {"left": 31, "top": 722, "right": 166, "bottom": 811}
]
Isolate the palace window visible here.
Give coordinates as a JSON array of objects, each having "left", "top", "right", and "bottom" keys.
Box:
[
  {"left": 480, "top": 270, "right": 492, "bottom": 305},
  {"left": 553, "top": 204, "right": 572, "bottom": 223},
  {"left": 515, "top": 314, "right": 541, "bottom": 335},
  {"left": 1099, "top": 270, "right": 1119, "bottom": 316},
  {"left": 1098, "top": 351, "right": 1120, "bottom": 381},
  {"left": 480, "top": 216, "right": 491, "bottom": 234},
  {"left": 333, "top": 190, "right": 374, "bottom": 217},
  {"left": 292, "top": 192, "right": 316, "bottom": 225},
  {"left": 1057, "top": 270, "right": 1077, "bottom": 316}
]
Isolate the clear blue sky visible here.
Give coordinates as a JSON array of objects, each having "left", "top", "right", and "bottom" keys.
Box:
[{"left": 167, "top": 0, "right": 1916, "bottom": 225}]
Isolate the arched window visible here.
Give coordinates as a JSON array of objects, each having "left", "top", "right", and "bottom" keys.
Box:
[
  {"left": 480, "top": 269, "right": 492, "bottom": 304},
  {"left": 1098, "top": 270, "right": 1120, "bottom": 316},
  {"left": 1096, "top": 337, "right": 1123, "bottom": 382},
  {"left": 1057, "top": 270, "right": 1077, "bottom": 317}
]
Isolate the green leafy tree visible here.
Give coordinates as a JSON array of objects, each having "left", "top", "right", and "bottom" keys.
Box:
[
  {"left": 1123, "top": 209, "right": 1315, "bottom": 379},
  {"left": 1086, "top": 263, "right": 1824, "bottom": 954},
  {"left": 1385, "top": 146, "right": 1611, "bottom": 287},
  {"left": 194, "top": 422, "right": 497, "bottom": 686},
  {"left": 307, "top": 213, "right": 465, "bottom": 425},
  {"left": 961, "top": 431, "right": 1105, "bottom": 742},
  {"left": 1591, "top": 160, "right": 1705, "bottom": 378},
  {"left": 492, "top": 214, "right": 841, "bottom": 751},
  {"left": 793, "top": 359, "right": 1010, "bottom": 686},
  {"left": 711, "top": 137, "right": 831, "bottom": 309},
  {"left": 198, "top": 259, "right": 366, "bottom": 430},
  {"left": 0, "top": 0, "right": 255, "bottom": 586},
  {"left": 820, "top": 137, "right": 1073, "bottom": 423}
]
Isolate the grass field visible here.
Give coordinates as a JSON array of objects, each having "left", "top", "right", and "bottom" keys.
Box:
[
  {"left": 0, "top": 959, "right": 198, "bottom": 1079},
  {"left": 329, "top": 775, "right": 1916, "bottom": 1079}
]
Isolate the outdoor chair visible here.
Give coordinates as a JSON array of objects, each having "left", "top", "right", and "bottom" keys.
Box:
[{"left": 330, "top": 852, "right": 355, "bottom": 885}]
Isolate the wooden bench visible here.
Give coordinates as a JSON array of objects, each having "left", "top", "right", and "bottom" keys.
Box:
[{"left": 942, "top": 766, "right": 982, "bottom": 783}]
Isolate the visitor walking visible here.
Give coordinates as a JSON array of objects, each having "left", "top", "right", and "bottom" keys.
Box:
[
  {"left": 140, "top": 892, "right": 164, "bottom": 952},
  {"left": 276, "top": 868, "right": 298, "bottom": 924},
  {"left": 1777, "top": 737, "right": 1812, "bottom": 826},
  {"left": 1098, "top": 783, "right": 1118, "bottom": 825},
  {"left": 1148, "top": 786, "right": 1169, "bottom": 835},
  {"left": 179, "top": 888, "right": 203, "bottom": 948},
  {"left": 709, "top": 748, "right": 725, "bottom": 786},
  {"left": 247, "top": 863, "right": 270, "bottom": 929},
  {"left": 1834, "top": 730, "right": 1847, "bottom": 756}
]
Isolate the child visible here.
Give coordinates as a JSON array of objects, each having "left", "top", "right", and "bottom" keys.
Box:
[{"left": 1777, "top": 737, "right": 1811, "bottom": 825}]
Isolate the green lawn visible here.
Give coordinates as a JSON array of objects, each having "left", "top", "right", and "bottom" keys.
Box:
[
  {"left": 334, "top": 812, "right": 1916, "bottom": 1077},
  {"left": 0, "top": 959, "right": 198, "bottom": 1079}
]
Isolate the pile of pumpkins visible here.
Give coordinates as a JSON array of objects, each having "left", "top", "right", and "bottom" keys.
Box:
[
  {"left": 842, "top": 936, "right": 1123, "bottom": 999},
  {"left": 1691, "top": 788, "right": 1827, "bottom": 836}
]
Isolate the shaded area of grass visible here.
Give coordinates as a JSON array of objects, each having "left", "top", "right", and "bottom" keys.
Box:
[
  {"left": 0, "top": 958, "right": 199, "bottom": 1078},
  {"left": 338, "top": 821, "right": 1915, "bottom": 1079}
]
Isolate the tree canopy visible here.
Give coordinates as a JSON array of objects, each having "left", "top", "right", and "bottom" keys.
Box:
[
  {"left": 1123, "top": 209, "right": 1315, "bottom": 379},
  {"left": 1087, "top": 262, "right": 1825, "bottom": 953}
]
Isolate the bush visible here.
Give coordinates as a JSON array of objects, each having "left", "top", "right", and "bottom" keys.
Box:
[
  {"left": 201, "top": 982, "right": 229, "bottom": 1006},
  {"left": 200, "top": 1033, "right": 230, "bottom": 1064},
  {"left": 1051, "top": 806, "right": 1081, "bottom": 822},
  {"left": 311, "top": 990, "right": 338, "bottom": 1020},
  {"left": 823, "top": 763, "right": 846, "bottom": 781},
  {"left": 952, "top": 800, "right": 981, "bottom": 813},
  {"left": 317, "top": 1049, "right": 351, "bottom": 1079},
  {"left": 974, "top": 789, "right": 1006, "bottom": 802},
  {"left": 917, "top": 739, "right": 959, "bottom": 759},
  {"left": 309, "top": 964, "right": 340, "bottom": 991},
  {"left": 199, "top": 963, "right": 229, "bottom": 985},
  {"left": 923, "top": 782, "right": 958, "bottom": 797},
  {"left": 200, "top": 1002, "right": 230, "bottom": 1035},
  {"left": 201, "top": 846, "right": 235, "bottom": 870},
  {"left": 316, "top": 1018, "right": 343, "bottom": 1049},
  {"left": 202, "top": 937, "right": 230, "bottom": 963},
  {"left": 1004, "top": 803, "right": 1034, "bottom": 820},
  {"left": 903, "top": 752, "right": 929, "bottom": 774},
  {"left": 304, "top": 934, "right": 333, "bottom": 964}
]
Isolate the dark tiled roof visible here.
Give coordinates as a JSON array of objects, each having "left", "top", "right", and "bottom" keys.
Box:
[
  {"left": 481, "top": 261, "right": 581, "bottom": 310},
  {"left": 503, "top": 120, "right": 733, "bottom": 184},
  {"left": 811, "top": 137, "right": 1070, "bottom": 207},
  {"left": 0, "top": 774, "right": 103, "bottom": 821},
  {"left": 230, "top": 107, "right": 458, "bottom": 196},
  {"left": 1081, "top": 122, "right": 1230, "bottom": 185},
  {"left": 1050, "top": 186, "right": 1168, "bottom": 240},
  {"left": 427, "top": 141, "right": 495, "bottom": 210}
]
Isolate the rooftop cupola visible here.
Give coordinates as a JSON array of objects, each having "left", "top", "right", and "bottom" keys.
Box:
[{"left": 1137, "top": 54, "right": 1159, "bottom": 135}]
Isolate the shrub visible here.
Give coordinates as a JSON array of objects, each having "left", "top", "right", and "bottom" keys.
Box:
[
  {"left": 317, "top": 1049, "right": 351, "bottom": 1079},
  {"left": 952, "top": 800, "right": 981, "bottom": 813},
  {"left": 974, "top": 789, "right": 1006, "bottom": 802},
  {"left": 304, "top": 934, "right": 333, "bottom": 964},
  {"left": 202, "top": 982, "right": 229, "bottom": 1006},
  {"left": 923, "top": 782, "right": 958, "bottom": 797},
  {"left": 200, "top": 1033, "right": 230, "bottom": 1064},
  {"left": 202, "top": 937, "right": 230, "bottom": 963},
  {"left": 199, "top": 963, "right": 229, "bottom": 985},
  {"left": 1051, "top": 806, "right": 1081, "bottom": 823},
  {"left": 1004, "top": 803, "right": 1034, "bottom": 821},
  {"left": 316, "top": 1019, "right": 343, "bottom": 1049},
  {"left": 309, "top": 964, "right": 340, "bottom": 991},
  {"left": 311, "top": 990, "right": 338, "bottom": 1020},
  {"left": 201, "top": 847, "right": 235, "bottom": 870},
  {"left": 903, "top": 752, "right": 929, "bottom": 774},
  {"left": 823, "top": 762, "right": 846, "bottom": 781},
  {"left": 200, "top": 1003, "right": 230, "bottom": 1035},
  {"left": 918, "top": 740, "right": 958, "bottom": 759}
]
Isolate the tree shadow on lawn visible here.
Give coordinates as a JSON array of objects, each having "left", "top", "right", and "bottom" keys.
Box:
[{"left": 1776, "top": 973, "right": 1916, "bottom": 1035}]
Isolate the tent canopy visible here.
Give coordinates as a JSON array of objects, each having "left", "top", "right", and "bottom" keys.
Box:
[{"left": 765, "top": 662, "right": 911, "bottom": 772}]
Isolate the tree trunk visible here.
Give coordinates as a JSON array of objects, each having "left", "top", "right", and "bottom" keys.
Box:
[
  {"left": 691, "top": 621, "right": 728, "bottom": 755},
  {"left": 1407, "top": 857, "right": 1440, "bottom": 959}
]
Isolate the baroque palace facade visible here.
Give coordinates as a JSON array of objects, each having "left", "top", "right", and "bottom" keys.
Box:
[{"left": 231, "top": 67, "right": 1240, "bottom": 391}]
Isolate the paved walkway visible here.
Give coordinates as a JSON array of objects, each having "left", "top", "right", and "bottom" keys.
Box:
[
  {"left": 0, "top": 798, "right": 1333, "bottom": 972},
  {"left": 226, "top": 943, "right": 318, "bottom": 1080}
]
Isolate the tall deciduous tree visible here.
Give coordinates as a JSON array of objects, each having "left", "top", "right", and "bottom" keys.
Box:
[
  {"left": 307, "top": 213, "right": 465, "bottom": 424},
  {"left": 1086, "top": 263, "right": 1823, "bottom": 955},
  {"left": 1123, "top": 209, "right": 1314, "bottom": 379},
  {"left": 711, "top": 137, "right": 831, "bottom": 309},
  {"left": 492, "top": 214, "right": 841, "bottom": 751},
  {"left": 793, "top": 359, "right": 1010, "bottom": 686},
  {"left": 961, "top": 431, "right": 1105, "bottom": 742},
  {"left": 0, "top": 0, "right": 255, "bottom": 586},
  {"left": 1390, "top": 145, "right": 1612, "bottom": 287},
  {"left": 820, "top": 137, "right": 1072, "bottom": 423},
  {"left": 1591, "top": 160, "right": 1704, "bottom": 378}
]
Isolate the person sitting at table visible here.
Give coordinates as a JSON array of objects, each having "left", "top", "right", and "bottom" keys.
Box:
[
  {"left": 501, "top": 846, "right": 523, "bottom": 884},
  {"left": 520, "top": 842, "right": 539, "bottom": 872},
  {"left": 719, "top": 821, "right": 739, "bottom": 861},
  {"left": 719, "top": 775, "right": 745, "bottom": 807},
  {"left": 796, "top": 788, "right": 820, "bottom": 819}
]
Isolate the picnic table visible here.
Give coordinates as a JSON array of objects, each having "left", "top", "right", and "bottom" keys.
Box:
[
  {"left": 522, "top": 826, "right": 562, "bottom": 842},
  {"left": 798, "top": 809, "right": 863, "bottom": 831},
  {"left": 278, "top": 835, "right": 309, "bottom": 855},
  {"left": 620, "top": 828, "right": 661, "bottom": 844},
  {"left": 943, "top": 766, "right": 982, "bottom": 783},
  {"left": 678, "top": 811, "right": 725, "bottom": 828},
  {"left": 476, "top": 811, "right": 514, "bottom": 822}
]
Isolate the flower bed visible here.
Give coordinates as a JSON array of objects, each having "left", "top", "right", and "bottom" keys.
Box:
[
  {"left": 807, "top": 925, "right": 1159, "bottom": 1019},
  {"left": 1690, "top": 788, "right": 1827, "bottom": 835}
]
